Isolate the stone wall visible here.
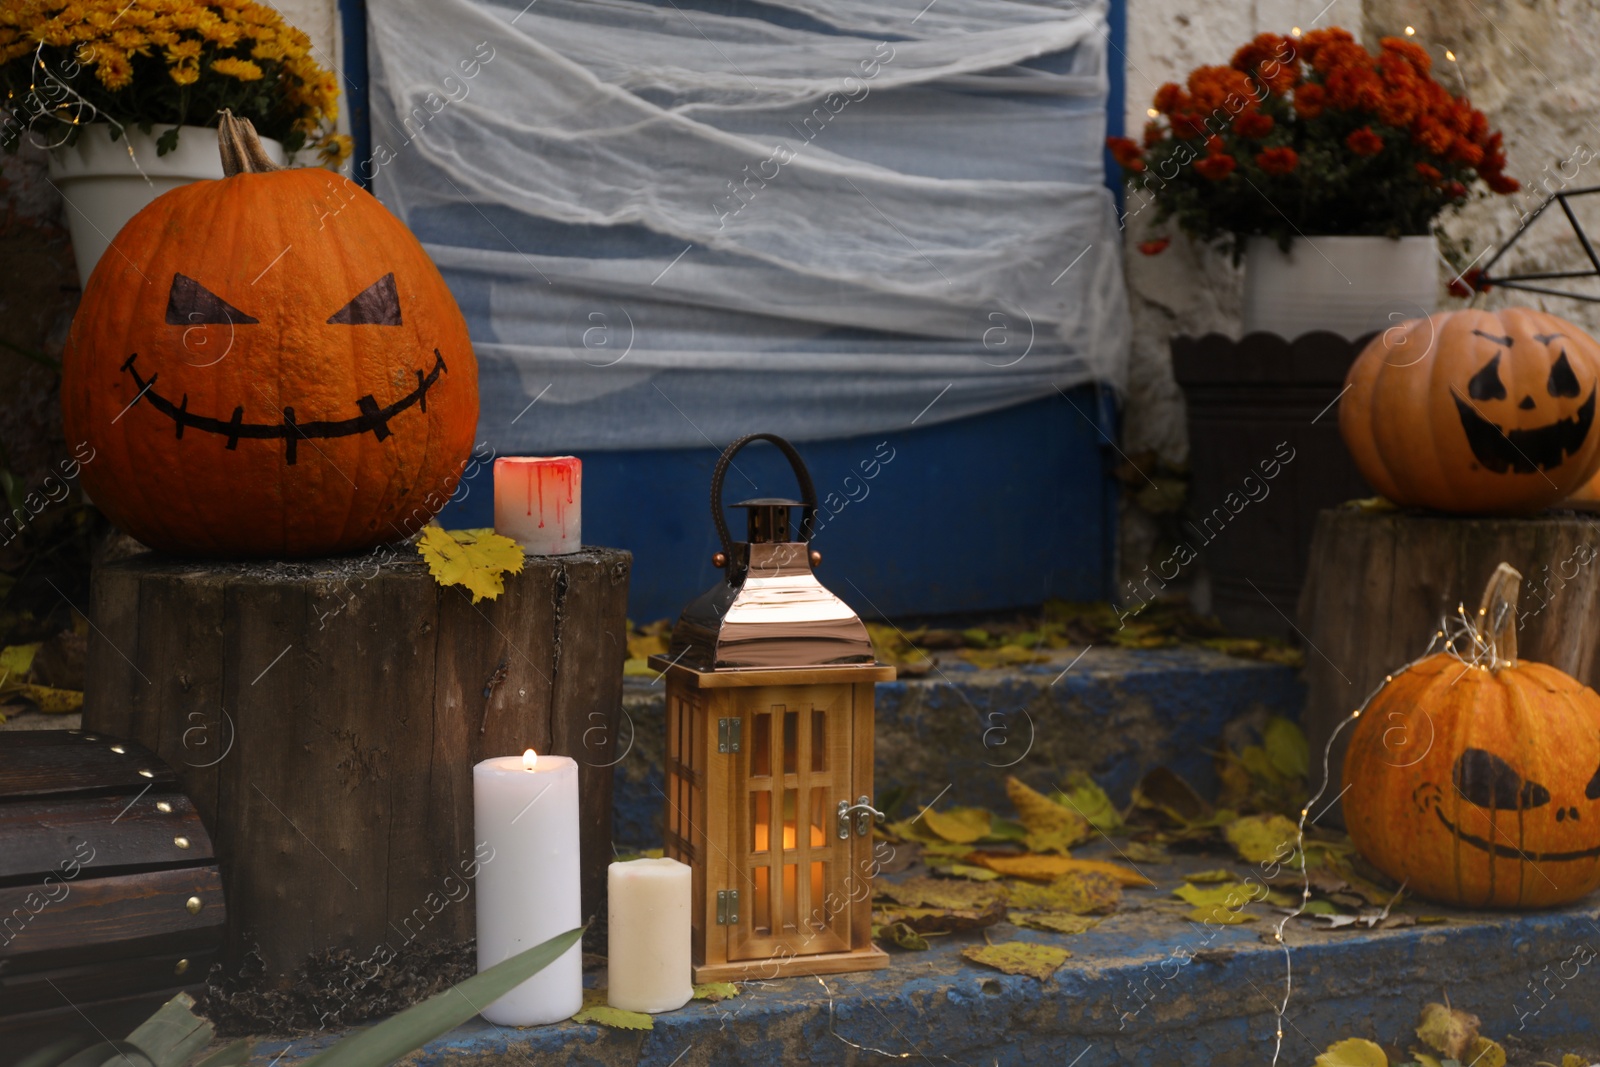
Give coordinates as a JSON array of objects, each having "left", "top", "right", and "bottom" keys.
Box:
[{"left": 1119, "top": 0, "right": 1600, "bottom": 468}]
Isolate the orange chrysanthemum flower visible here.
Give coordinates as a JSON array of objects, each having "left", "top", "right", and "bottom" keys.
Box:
[
  {"left": 1346, "top": 127, "right": 1384, "bottom": 156},
  {"left": 1194, "top": 153, "right": 1238, "bottom": 180},
  {"left": 1255, "top": 146, "right": 1299, "bottom": 175}
]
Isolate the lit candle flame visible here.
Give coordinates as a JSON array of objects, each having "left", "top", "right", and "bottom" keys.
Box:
[{"left": 522, "top": 748, "right": 538, "bottom": 771}]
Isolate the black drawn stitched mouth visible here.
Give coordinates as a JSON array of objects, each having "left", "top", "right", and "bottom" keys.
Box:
[
  {"left": 119, "top": 349, "right": 446, "bottom": 466},
  {"left": 1434, "top": 806, "right": 1600, "bottom": 862}
]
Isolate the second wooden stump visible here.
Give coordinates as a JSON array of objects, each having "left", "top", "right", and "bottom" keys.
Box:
[
  {"left": 83, "top": 546, "right": 631, "bottom": 981},
  {"left": 1300, "top": 507, "right": 1600, "bottom": 817}
]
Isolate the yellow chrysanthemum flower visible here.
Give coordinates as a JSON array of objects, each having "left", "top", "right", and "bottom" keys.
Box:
[
  {"left": 168, "top": 62, "right": 198, "bottom": 85},
  {"left": 210, "top": 56, "right": 261, "bottom": 81}
]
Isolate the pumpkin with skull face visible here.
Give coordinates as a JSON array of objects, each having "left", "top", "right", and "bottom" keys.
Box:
[
  {"left": 1343, "top": 564, "right": 1600, "bottom": 908},
  {"left": 61, "top": 113, "right": 478, "bottom": 557},
  {"left": 1341, "top": 308, "right": 1600, "bottom": 514}
]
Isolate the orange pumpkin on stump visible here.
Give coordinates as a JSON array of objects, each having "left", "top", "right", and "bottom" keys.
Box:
[
  {"left": 1341, "top": 309, "right": 1600, "bottom": 514},
  {"left": 61, "top": 112, "right": 478, "bottom": 557},
  {"left": 1343, "top": 563, "right": 1600, "bottom": 908}
]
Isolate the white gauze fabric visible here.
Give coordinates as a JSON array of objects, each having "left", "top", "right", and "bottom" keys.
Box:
[{"left": 366, "top": 0, "right": 1129, "bottom": 450}]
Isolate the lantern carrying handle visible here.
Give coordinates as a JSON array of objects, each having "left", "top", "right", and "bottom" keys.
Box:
[{"left": 710, "top": 433, "right": 819, "bottom": 553}]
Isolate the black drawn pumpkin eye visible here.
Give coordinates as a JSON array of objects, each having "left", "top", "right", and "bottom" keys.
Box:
[
  {"left": 1468, "top": 355, "right": 1507, "bottom": 402},
  {"left": 1549, "top": 351, "right": 1582, "bottom": 398},
  {"left": 327, "top": 273, "right": 402, "bottom": 326},
  {"left": 166, "top": 273, "right": 258, "bottom": 325},
  {"left": 1585, "top": 754, "right": 1600, "bottom": 801},
  {"left": 1453, "top": 747, "right": 1550, "bottom": 809}
]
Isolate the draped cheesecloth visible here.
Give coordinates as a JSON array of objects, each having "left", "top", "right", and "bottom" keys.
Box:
[{"left": 366, "top": 0, "right": 1129, "bottom": 450}]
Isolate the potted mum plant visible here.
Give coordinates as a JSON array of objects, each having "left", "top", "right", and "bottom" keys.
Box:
[
  {"left": 0, "top": 0, "right": 350, "bottom": 285},
  {"left": 1107, "top": 28, "right": 1519, "bottom": 339}
]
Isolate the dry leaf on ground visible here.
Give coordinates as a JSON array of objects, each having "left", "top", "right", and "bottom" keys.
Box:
[
  {"left": 876, "top": 876, "right": 1004, "bottom": 911},
  {"left": 1225, "top": 813, "right": 1301, "bottom": 866},
  {"left": 961, "top": 941, "right": 1071, "bottom": 981},
  {"left": 572, "top": 989, "right": 653, "bottom": 1030},
  {"left": 921, "top": 806, "right": 993, "bottom": 844},
  {"left": 1007, "top": 775, "right": 1090, "bottom": 854},
  {"left": 1008, "top": 911, "right": 1100, "bottom": 935},
  {"left": 1008, "top": 872, "right": 1121, "bottom": 915},
  {"left": 968, "top": 854, "right": 1153, "bottom": 887},
  {"left": 1313, "top": 1037, "right": 1387, "bottom": 1067}
]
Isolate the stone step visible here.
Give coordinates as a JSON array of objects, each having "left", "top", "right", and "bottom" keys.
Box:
[
  {"left": 613, "top": 645, "right": 1306, "bottom": 847},
  {"left": 254, "top": 844, "right": 1600, "bottom": 1065}
]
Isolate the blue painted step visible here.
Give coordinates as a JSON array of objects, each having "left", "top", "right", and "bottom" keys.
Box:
[
  {"left": 437, "top": 387, "right": 1120, "bottom": 623},
  {"left": 612, "top": 645, "right": 1307, "bottom": 849},
  {"left": 255, "top": 845, "right": 1600, "bottom": 1065}
]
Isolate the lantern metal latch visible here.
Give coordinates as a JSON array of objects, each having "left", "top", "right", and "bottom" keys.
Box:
[
  {"left": 716, "top": 889, "right": 740, "bottom": 925},
  {"left": 836, "top": 796, "right": 883, "bottom": 839},
  {"left": 717, "top": 717, "right": 742, "bottom": 754}
]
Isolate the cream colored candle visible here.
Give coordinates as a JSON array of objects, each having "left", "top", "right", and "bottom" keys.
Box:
[
  {"left": 474, "top": 749, "right": 583, "bottom": 1025},
  {"left": 607, "top": 857, "right": 692, "bottom": 1013}
]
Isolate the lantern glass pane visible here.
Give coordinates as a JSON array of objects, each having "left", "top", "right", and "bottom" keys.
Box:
[
  {"left": 751, "top": 712, "right": 771, "bottom": 777},
  {"left": 753, "top": 790, "right": 770, "bottom": 852},
  {"left": 783, "top": 862, "right": 798, "bottom": 931},
  {"left": 783, "top": 710, "right": 798, "bottom": 775},
  {"left": 810, "top": 786, "right": 827, "bottom": 848},
  {"left": 782, "top": 788, "right": 798, "bottom": 851},
  {"left": 754, "top": 865, "right": 770, "bottom": 933},
  {"left": 812, "top": 709, "right": 826, "bottom": 772},
  {"left": 810, "top": 861, "right": 825, "bottom": 928}
]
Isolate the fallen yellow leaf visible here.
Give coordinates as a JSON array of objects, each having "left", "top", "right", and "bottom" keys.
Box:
[
  {"left": 961, "top": 941, "right": 1071, "bottom": 981},
  {"left": 1007, "top": 775, "right": 1090, "bottom": 854},
  {"left": 1314, "top": 1037, "right": 1387, "bottom": 1067},
  {"left": 921, "top": 806, "right": 992, "bottom": 845},
  {"left": 1008, "top": 872, "right": 1121, "bottom": 915},
  {"left": 417, "top": 526, "right": 526, "bottom": 603},
  {"left": 968, "top": 853, "right": 1153, "bottom": 887}
]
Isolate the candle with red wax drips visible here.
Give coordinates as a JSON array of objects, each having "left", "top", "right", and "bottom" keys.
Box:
[{"left": 493, "top": 456, "right": 581, "bottom": 555}]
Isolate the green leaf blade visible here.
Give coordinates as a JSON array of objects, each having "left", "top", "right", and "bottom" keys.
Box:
[{"left": 300, "top": 926, "right": 584, "bottom": 1067}]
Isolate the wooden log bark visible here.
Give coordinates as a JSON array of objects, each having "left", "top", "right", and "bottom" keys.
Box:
[
  {"left": 82, "top": 547, "right": 631, "bottom": 981},
  {"left": 1299, "top": 508, "right": 1600, "bottom": 819}
]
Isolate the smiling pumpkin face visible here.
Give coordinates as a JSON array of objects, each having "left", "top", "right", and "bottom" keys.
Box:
[
  {"left": 1343, "top": 653, "right": 1600, "bottom": 908},
  {"left": 1341, "top": 308, "right": 1600, "bottom": 514},
  {"left": 61, "top": 115, "right": 477, "bottom": 557}
]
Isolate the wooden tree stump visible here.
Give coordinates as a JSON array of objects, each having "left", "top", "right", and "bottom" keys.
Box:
[
  {"left": 82, "top": 546, "right": 630, "bottom": 981},
  {"left": 1299, "top": 507, "right": 1600, "bottom": 818}
]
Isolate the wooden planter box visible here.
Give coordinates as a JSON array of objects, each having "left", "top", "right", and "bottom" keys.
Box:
[{"left": 1172, "top": 331, "right": 1372, "bottom": 637}]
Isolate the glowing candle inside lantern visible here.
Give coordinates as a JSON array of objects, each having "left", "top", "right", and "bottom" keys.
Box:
[
  {"left": 607, "top": 857, "right": 692, "bottom": 1013},
  {"left": 473, "top": 747, "right": 583, "bottom": 1025},
  {"left": 493, "top": 456, "right": 581, "bottom": 556}
]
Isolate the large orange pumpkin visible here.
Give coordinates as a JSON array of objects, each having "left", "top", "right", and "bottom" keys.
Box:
[
  {"left": 1343, "top": 564, "right": 1600, "bottom": 908},
  {"left": 61, "top": 113, "right": 478, "bottom": 557},
  {"left": 1341, "top": 308, "right": 1600, "bottom": 514}
]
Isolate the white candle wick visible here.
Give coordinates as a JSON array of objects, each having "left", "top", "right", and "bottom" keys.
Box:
[{"left": 523, "top": 748, "right": 538, "bottom": 771}]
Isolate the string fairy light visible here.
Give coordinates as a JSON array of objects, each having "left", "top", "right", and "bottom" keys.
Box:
[{"left": 1268, "top": 599, "right": 1506, "bottom": 1067}]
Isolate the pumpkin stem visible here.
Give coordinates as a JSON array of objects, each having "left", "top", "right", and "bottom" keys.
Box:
[
  {"left": 217, "top": 110, "right": 281, "bottom": 176},
  {"left": 1476, "top": 562, "right": 1522, "bottom": 669}
]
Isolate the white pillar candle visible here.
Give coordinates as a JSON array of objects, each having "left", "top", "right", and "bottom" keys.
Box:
[
  {"left": 494, "top": 457, "right": 582, "bottom": 556},
  {"left": 607, "top": 857, "right": 693, "bottom": 1013},
  {"left": 474, "top": 749, "right": 584, "bottom": 1025}
]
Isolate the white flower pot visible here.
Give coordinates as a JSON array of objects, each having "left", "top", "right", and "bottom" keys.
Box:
[
  {"left": 1241, "top": 234, "right": 1439, "bottom": 341},
  {"left": 49, "top": 123, "right": 287, "bottom": 287}
]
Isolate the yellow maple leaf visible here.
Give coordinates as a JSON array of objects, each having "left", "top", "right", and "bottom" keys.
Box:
[
  {"left": 1416, "top": 1002, "right": 1480, "bottom": 1060},
  {"left": 417, "top": 527, "right": 526, "bottom": 603},
  {"left": 1314, "top": 1037, "right": 1387, "bottom": 1067},
  {"left": 1006, "top": 775, "right": 1090, "bottom": 854},
  {"left": 961, "top": 941, "right": 1071, "bottom": 981},
  {"left": 920, "top": 805, "right": 992, "bottom": 844},
  {"left": 970, "top": 853, "right": 1154, "bottom": 887}
]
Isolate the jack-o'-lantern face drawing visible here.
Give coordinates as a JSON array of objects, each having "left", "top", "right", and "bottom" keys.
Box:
[
  {"left": 1341, "top": 309, "right": 1600, "bottom": 514},
  {"left": 1343, "top": 565, "right": 1600, "bottom": 908},
  {"left": 61, "top": 114, "right": 478, "bottom": 558}
]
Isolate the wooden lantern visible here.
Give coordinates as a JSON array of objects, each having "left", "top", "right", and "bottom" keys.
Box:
[{"left": 650, "top": 434, "right": 894, "bottom": 982}]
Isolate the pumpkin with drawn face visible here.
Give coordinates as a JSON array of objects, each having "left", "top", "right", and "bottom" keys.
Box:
[
  {"left": 1341, "top": 309, "right": 1600, "bottom": 514},
  {"left": 1343, "top": 564, "right": 1600, "bottom": 908},
  {"left": 61, "top": 113, "right": 478, "bottom": 558}
]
